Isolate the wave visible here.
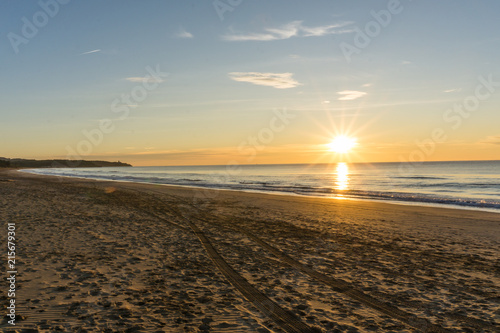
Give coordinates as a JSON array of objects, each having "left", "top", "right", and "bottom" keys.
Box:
[
  {"left": 21, "top": 167, "right": 500, "bottom": 212},
  {"left": 395, "top": 176, "right": 447, "bottom": 180},
  {"left": 226, "top": 184, "right": 500, "bottom": 210},
  {"left": 408, "top": 182, "right": 500, "bottom": 189}
]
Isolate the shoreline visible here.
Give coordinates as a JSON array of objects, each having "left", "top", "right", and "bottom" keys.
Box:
[
  {"left": 18, "top": 169, "right": 500, "bottom": 215},
  {"left": 1, "top": 169, "right": 499, "bottom": 331}
]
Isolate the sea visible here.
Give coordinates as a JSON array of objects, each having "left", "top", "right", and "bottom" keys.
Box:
[{"left": 23, "top": 160, "right": 500, "bottom": 212}]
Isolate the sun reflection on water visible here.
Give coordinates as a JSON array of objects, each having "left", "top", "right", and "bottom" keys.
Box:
[{"left": 335, "top": 162, "right": 349, "bottom": 191}]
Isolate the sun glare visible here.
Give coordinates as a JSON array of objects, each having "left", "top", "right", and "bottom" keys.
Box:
[
  {"left": 335, "top": 162, "right": 349, "bottom": 191},
  {"left": 328, "top": 136, "right": 357, "bottom": 153}
]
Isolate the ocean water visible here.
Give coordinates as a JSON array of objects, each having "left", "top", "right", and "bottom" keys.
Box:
[{"left": 23, "top": 161, "right": 500, "bottom": 212}]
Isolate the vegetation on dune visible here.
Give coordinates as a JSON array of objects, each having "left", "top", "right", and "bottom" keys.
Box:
[{"left": 0, "top": 157, "right": 131, "bottom": 168}]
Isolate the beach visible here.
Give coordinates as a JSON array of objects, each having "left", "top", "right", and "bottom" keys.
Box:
[{"left": 1, "top": 169, "right": 499, "bottom": 332}]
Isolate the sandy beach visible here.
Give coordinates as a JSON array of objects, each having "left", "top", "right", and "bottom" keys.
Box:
[{"left": 1, "top": 169, "right": 499, "bottom": 332}]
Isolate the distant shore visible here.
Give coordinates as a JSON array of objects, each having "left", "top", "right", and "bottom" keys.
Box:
[
  {"left": 1, "top": 169, "right": 499, "bottom": 332},
  {"left": 0, "top": 158, "right": 131, "bottom": 168}
]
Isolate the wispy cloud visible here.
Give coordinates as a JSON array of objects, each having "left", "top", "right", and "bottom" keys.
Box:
[
  {"left": 223, "top": 20, "right": 352, "bottom": 41},
  {"left": 301, "top": 23, "right": 351, "bottom": 37},
  {"left": 481, "top": 135, "right": 500, "bottom": 145},
  {"left": 228, "top": 72, "right": 302, "bottom": 89},
  {"left": 443, "top": 88, "right": 462, "bottom": 93},
  {"left": 125, "top": 76, "right": 165, "bottom": 83},
  {"left": 80, "top": 49, "right": 101, "bottom": 55},
  {"left": 337, "top": 90, "right": 367, "bottom": 101},
  {"left": 82, "top": 144, "right": 328, "bottom": 165},
  {"left": 294, "top": 98, "right": 453, "bottom": 112},
  {"left": 174, "top": 27, "right": 193, "bottom": 39}
]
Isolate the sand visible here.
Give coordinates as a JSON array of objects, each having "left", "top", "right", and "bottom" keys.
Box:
[{"left": 0, "top": 169, "right": 499, "bottom": 332}]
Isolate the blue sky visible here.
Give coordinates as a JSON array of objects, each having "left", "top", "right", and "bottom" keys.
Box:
[{"left": 1, "top": 0, "right": 500, "bottom": 165}]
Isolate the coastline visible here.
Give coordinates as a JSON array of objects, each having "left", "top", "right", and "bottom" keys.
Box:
[
  {"left": 1, "top": 169, "right": 499, "bottom": 332},
  {"left": 19, "top": 168, "right": 500, "bottom": 214}
]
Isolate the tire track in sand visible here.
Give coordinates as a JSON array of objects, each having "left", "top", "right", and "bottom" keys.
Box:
[
  {"left": 119, "top": 186, "right": 451, "bottom": 332},
  {"left": 117, "top": 186, "right": 495, "bottom": 332},
  {"left": 114, "top": 187, "right": 318, "bottom": 333},
  {"left": 186, "top": 219, "right": 318, "bottom": 333},
  {"left": 207, "top": 217, "right": 453, "bottom": 333}
]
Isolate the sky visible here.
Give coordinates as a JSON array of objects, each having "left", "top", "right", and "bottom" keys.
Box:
[{"left": 1, "top": 0, "right": 500, "bottom": 166}]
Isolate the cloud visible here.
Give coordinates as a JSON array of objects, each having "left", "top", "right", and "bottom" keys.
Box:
[
  {"left": 125, "top": 76, "right": 164, "bottom": 83},
  {"left": 228, "top": 72, "right": 302, "bottom": 89},
  {"left": 337, "top": 90, "right": 367, "bottom": 101},
  {"left": 80, "top": 49, "right": 101, "bottom": 55},
  {"left": 401, "top": 60, "right": 412, "bottom": 65},
  {"left": 174, "top": 27, "right": 193, "bottom": 39},
  {"left": 301, "top": 23, "right": 352, "bottom": 37},
  {"left": 481, "top": 135, "right": 500, "bottom": 145},
  {"left": 83, "top": 144, "right": 325, "bottom": 165},
  {"left": 223, "top": 20, "right": 352, "bottom": 41},
  {"left": 443, "top": 88, "right": 462, "bottom": 93}
]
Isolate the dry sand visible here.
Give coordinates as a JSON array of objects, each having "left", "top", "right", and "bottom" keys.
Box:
[{"left": 0, "top": 169, "right": 499, "bottom": 332}]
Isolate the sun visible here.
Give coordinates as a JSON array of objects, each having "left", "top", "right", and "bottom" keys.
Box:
[{"left": 328, "top": 136, "right": 357, "bottom": 153}]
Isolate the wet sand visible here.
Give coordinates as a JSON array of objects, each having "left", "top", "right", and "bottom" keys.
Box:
[{"left": 0, "top": 169, "right": 499, "bottom": 332}]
